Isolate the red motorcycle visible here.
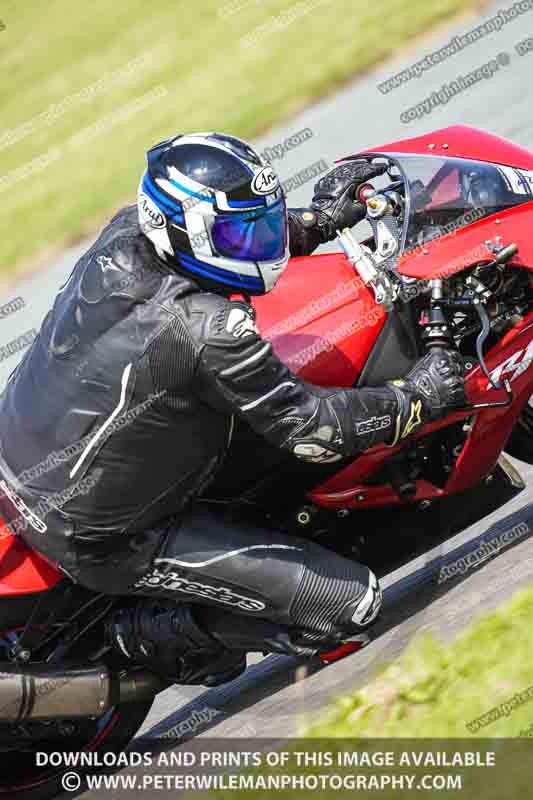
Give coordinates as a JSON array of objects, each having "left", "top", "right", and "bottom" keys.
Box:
[{"left": 3, "top": 124, "right": 533, "bottom": 796}]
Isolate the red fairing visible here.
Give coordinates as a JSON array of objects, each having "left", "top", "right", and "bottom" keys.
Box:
[
  {"left": 310, "top": 310, "right": 533, "bottom": 509},
  {"left": 0, "top": 525, "right": 62, "bottom": 596},
  {"left": 397, "top": 201, "right": 533, "bottom": 280},
  {"left": 352, "top": 125, "right": 533, "bottom": 170},
  {"left": 253, "top": 253, "right": 386, "bottom": 386}
]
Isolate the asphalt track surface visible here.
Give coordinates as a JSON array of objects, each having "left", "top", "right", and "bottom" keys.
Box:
[
  {"left": 3, "top": 0, "right": 533, "bottom": 791},
  {"left": 131, "top": 459, "right": 533, "bottom": 742}
]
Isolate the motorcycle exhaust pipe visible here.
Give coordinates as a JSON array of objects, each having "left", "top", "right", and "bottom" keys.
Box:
[{"left": 0, "top": 663, "right": 166, "bottom": 722}]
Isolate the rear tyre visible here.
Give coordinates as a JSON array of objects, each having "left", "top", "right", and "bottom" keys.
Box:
[
  {"left": 1, "top": 701, "right": 154, "bottom": 800},
  {"left": 0, "top": 627, "right": 154, "bottom": 800}
]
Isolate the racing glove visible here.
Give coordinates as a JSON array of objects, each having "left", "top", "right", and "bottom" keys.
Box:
[
  {"left": 386, "top": 348, "right": 467, "bottom": 446},
  {"left": 288, "top": 160, "right": 387, "bottom": 256}
]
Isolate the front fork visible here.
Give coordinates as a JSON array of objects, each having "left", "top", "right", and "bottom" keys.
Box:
[{"left": 424, "top": 277, "right": 513, "bottom": 412}]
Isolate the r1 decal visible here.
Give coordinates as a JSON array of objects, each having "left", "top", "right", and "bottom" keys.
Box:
[{"left": 488, "top": 338, "right": 533, "bottom": 389}]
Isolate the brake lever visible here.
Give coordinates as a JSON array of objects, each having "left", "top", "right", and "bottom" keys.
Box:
[{"left": 461, "top": 300, "right": 513, "bottom": 411}]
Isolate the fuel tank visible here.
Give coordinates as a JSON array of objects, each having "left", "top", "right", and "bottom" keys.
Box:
[{"left": 252, "top": 252, "right": 386, "bottom": 386}]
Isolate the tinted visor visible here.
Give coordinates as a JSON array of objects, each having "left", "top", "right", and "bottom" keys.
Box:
[{"left": 211, "top": 198, "right": 287, "bottom": 262}]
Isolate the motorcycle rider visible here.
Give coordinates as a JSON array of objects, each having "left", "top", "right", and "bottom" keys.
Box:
[{"left": 0, "top": 133, "right": 465, "bottom": 686}]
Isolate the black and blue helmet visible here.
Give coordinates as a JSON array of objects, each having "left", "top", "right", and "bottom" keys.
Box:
[{"left": 138, "top": 132, "right": 289, "bottom": 294}]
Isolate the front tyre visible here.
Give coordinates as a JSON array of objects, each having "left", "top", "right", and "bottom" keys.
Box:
[{"left": 505, "top": 402, "right": 533, "bottom": 463}]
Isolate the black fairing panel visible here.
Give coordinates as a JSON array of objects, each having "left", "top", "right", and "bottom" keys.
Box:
[
  {"left": 356, "top": 303, "right": 420, "bottom": 387},
  {"left": 205, "top": 417, "right": 351, "bottom": 511}
]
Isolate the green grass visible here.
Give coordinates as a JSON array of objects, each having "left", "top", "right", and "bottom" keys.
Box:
[
  {"left": 306, "top": 586, "right": 533, "bottom": 738},
  {"left": 0, "top": 0, "right": 481, "bottom": 280},
  {"left": 187, "top": 588, "right": 533, "bottom": 800}
]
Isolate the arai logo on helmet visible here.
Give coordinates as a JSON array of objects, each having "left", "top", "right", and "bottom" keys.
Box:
[
  {"left": 251, "top": 166, "right": 279, "bottom": 195},
  {"left": 138, "top": 193, "right": 165, "bottom": 229}
]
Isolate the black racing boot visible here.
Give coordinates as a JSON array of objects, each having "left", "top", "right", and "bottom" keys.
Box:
[{"left": 107, "top": 600, "right": 246, "bottom": 686}]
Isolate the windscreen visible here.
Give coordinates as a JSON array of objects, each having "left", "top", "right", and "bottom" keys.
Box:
[{"left": 396, "top": 155, "right": 533, "bottom": 253}]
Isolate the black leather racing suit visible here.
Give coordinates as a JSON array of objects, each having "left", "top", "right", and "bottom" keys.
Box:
[{"left": 0, "top": 205, "right": 401, "bottom": 656}]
